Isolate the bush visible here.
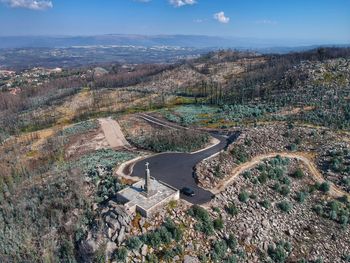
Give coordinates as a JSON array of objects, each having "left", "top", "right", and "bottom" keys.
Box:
[
  {"left": 329, "top": 210, "right": 337, "bottom": 220},
  {"left": 313, "top": 204, "right": 324, "bottom": 216},
  {"left": 189, "top": 205, "right": 210, "bottom": 222},
  {"left": 292, "top": 168, "right": 304, "bottom": 179},
  {"left": 226, "top": 202, "right": 239, "bottom": 216},
  {"left": 339, "top": 215, "right": 349, "bottom": 225},
  {"left": 280, "top": 185, "right": 290, "bottom": 196},
  {"left": 273, "top": 182, "right": 281, "bottom": 192},
  {"left": 267, "top": 241, "right": 292, "bottom": 263},
  {"left": 158, "top": 227, "right": 172, "bottom": 244},
  {"left": 258, "top": 173, "right": 268, "bottom": 184},
  {"left": 126, "top": 236, "right": 142, "bottom": 251},
  {"left": 188, "top": 205, "right": 214, "bottom": 236},
  {"left": 238, "top": 190, "right": 250, "bottom": 203},
  {"left": 226, "top": 234, "right": 237, "bottom": 250},
  {"left": 231, "top": 146, "right": 249, "bottom": 164},
  {"left": 242, "top": 171, "right": 251, "bottom": 179},
  {"left": 224, "top": 255, "right": 238, "bottom": 263},
  {"left": 212, "top": 207, "right": 221, "bottom": 213},
  {"left": 261, "top": 199, "right": 271, "bottom": 209},
  {"left": 114, "top": 247, "right": 128, "bottom": 262},
  {"left": 319, "top": 181, "right": 331, "bottom": 193},
  {"left": 213, "top": 218, "right": 224, "bottom": 230},
  {"left": 143, "top": 231, "right": 162, "bottom": 248},
  {"left": 212, "top": 239, "right": 228, "bottom": 260},
  {"left": 280, "top": 176, "right": 291, "bottom": 185},
  {"left": 277, "top": 201, "right": 293, "bottom": 213},
  {"left": 288, "top": 144, "right": 298, "bottom": 151},
  {"left": 130, "top": 129, "right": 210, "bottom": 153},
  {"left": 295, "top": 191, "right": 308, "bottom": 203}
]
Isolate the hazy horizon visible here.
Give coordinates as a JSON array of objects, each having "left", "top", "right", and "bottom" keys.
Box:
[{"left": 0, "top": 0, "right": 349, "bottom": 44}]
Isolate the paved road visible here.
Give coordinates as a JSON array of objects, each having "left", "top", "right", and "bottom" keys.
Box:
[{"left": 130, "top": 132, "right": 239, "bottom": 204}]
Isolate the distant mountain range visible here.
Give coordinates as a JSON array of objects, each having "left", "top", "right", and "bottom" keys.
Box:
[{"left": 0, "top": 35, "right": 348, "bottom": 52}]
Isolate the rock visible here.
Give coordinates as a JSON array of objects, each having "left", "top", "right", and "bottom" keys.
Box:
[
  {"left": 105, "top": 215, "right": 120, "bottom": 230},
  {"left": 105, "top": 241, "right": 117, "bottom": 260},
  {"left": 117, "top": 226, "right": 126, "bottom": 245},
  {"left": 107, "top": 227, "right": 114, "bottom": 239},
  {"left": 263, "top": 241, "right": 269, "bottom": 251},
  {"left": 183, "top": 255, "right": 199, "bottom": 263},
  {"left": 141, "top": 244, "right": 148, "bottom": 256},
  {"left": 262, "top": 219, "right": 269, "bottom": 228}
]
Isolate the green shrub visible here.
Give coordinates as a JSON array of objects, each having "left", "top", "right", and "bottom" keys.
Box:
[
  {"left": 114, "top": 247, "right": 127, "bottom": 262},
  {"left": 130, "top": 129, "right": 209, "bottom": 153},
  {"left": 126, "top": 236, "right": 142, "bottom": 250},
  {"left": 292, "top": 168, "right": 304, "bottom": 179},
  {"left": 250, "top": 193, "right": 257, "bottom": 200},
  {"left": 295, "top": 191, "right": 308, "bottom": 203},
  {"left": 280, "top": 185, "right": 290, "bottom": 196},
  {"left": 188, "top": 205, "right": 214, "bottom": 236},
  {"left": 188, "top": 205, "right": 210, "bottom": 222},
  {"left": 342, "top": 254, "right": 350, "bottom": 262},
  {"left": 60, "top": 120, "right": 98, "bottom": 136},
  {"left": 213, "top": 218, "right": 224, "bottom": 230},
  {"left": 280, "top": 176, "right": 291, "bottom": 185},
  {"left": 339, "top": 215, "right": 349, "bottom": 225},
  {"left": 163, "top": 218, "right": 182, "bottom": 241},
  {"left": 146, "top": 254, "right": 159, "bottom": 263},
  {"left": 319, "top": 181, "right": 331, "bottom": 193},
  {"left": 58, "top": 239, "right": 76, "bottom": 263},
  {"left": 226, "top": 234, "right": 237, "bottom": 250},
  {"left": 251, "top": 177, "right": 259, "bottom": 185},
  {"left": 238, "top": 190, "right": 250, "bottom": 203},
  {"left": 143, "top": 231, "right": 162, "bottom": 248},
  {"left": 213, "top": 207, "right": 221, "bottom": 213},
  {"left": 267, "top": 241, "right": 292, "bottom": 263},
  {"left": 288, "top": 144, "right": 298, "bottom": 151},
  {"left": 329, "top": 210, "right": 337, "bottom": 220},
  {"left": 313, "top": 204, "right": 324, "bottom": 216},
  {"left": 277, "top": 201, "right": 293, "bottom": 213},
  {"left": 242, "top": 171, "right": 252, "bottom": 179},
  {"left": 212, "top": 239, "right": 228, "bottom": 260},
  {"left": 273, "top": 182, "right": 281, "bottom": 192},
  {"left": 158, "top": 227, "right": 172, "bottom": 244},
  {"left": 225, "top": 202, "right": 238, "bottom": 216},
  {"left": 258, "top": 173, "right": 268, "bottom": 184},
  {"left": 231, "top": 146, "right": 249, "bottom": 164},
  {"left": 261, "top": 199, "right": 271, "bottom": 209},
  {"left": 224, "top": 255, "right": 238, "bottom": 263}
]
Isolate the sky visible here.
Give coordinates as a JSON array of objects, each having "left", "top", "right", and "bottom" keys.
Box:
[{"left": 0, "top": 0, "right": 349, "bottom": 43}]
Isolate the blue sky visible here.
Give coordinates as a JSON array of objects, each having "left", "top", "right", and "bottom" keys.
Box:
[{"left": 0, "top": 0, "right": 349, "bottom": 43}]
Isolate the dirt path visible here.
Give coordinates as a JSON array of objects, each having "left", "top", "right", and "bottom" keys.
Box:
[
  {"left": 99, "top": 118, "right": 131, "bottom": 149},
  {"left": 211, "top": 152, "right": 349, "bottom": 198}
]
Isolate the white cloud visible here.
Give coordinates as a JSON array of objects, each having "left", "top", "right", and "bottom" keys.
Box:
[
  {"left": 1, "top": 0, "right": 53, "bottom": 10},
  {"left": 169, "top": 0, "right": 196, "bottom": 7},
  {"left": 214, "top": 11, "right": 230, "bottom": 24}
]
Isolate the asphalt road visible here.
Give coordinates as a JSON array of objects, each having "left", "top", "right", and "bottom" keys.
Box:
[{"left": 130, "top": 133, "right": 238, "bottom": 204}]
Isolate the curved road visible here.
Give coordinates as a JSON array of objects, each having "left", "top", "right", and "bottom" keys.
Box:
[{"left": 131, "top": 133, "right": 238, "bottom": 204}]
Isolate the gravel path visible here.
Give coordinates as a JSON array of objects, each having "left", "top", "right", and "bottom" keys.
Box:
[{"left": 99, "top": 118, "right": 131, "bottom": 149}]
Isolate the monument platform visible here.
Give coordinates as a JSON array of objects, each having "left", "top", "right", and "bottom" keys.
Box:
[{"left": 116, "top": 177, "right": 180, "bottom": 218}]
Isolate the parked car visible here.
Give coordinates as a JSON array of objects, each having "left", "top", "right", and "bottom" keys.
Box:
[{"left": 181, "top": 187, "right": 195, "bottom": 197}]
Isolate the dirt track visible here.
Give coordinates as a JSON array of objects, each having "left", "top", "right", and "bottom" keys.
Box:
[
  {"left": 211, "top": 152, "right": 349, "bottom": 198},
  {"left": 99, "top": 118, "right": 131, "bottom": 149}
]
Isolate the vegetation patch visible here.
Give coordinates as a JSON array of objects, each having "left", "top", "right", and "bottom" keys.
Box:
[{"left": 129, "top": 129, "right": 209, "bottom": 153}]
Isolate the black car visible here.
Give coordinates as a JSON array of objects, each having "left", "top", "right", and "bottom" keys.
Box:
[{"left": 181, "top": 187, "right": 195, "bottom": 197}]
